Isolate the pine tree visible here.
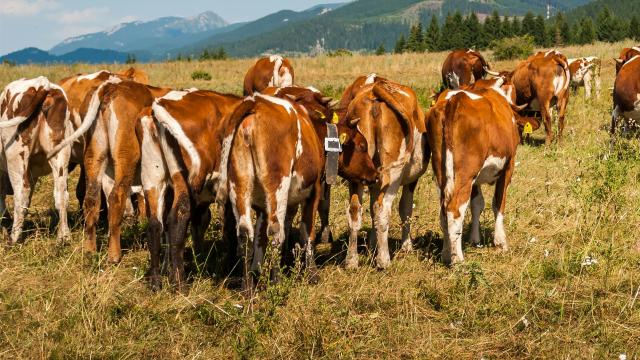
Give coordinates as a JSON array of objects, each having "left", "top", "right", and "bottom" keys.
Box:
[
  {"left": 375, "top": 43, "right": 386, "bottom": 55},
  {"left": 630, "top": 15, "right": 640, "bottom": 41},
  {"left": 502, "top": 16, "right": 514, "bottom": 38},
  {"left": 577, "top": 18, "right": 596, "bottom": 44},
  {"left": 484, "top": 10, "right": 502, "bottom": 43},
  {"left": 395, "top": 34, "right": 406, "bottom": 54},
  {"left": 512, "top": 16, "right": 522, "bottom": 36},
  {"left": 407, "top": 22, "right": 424, "bottom": 52},
  {"left": 596, "top": 6, "right": 627, "bottom": 43},
  {"left": 463, "top": 13, "right": 482, "bottom": 49},
  {"left": 532, "top": 15, "right": 547, "bottom": 46},
  {"left": 521, "top": 12, "right": 535, "bottom": 37},
  {"left": 425, "top": 15, "right": 441, "bottom": 52}
]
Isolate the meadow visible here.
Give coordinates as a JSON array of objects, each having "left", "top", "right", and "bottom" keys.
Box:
[{"left": 1, "top": 40, "right": 639, "bottom": 359}]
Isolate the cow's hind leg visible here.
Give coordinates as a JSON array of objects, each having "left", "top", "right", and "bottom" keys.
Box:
[
  {"left": 443, "top": 180, "right": 473, "bottom": 266},
  {"left": 540, "top": 100, "right": 554, "bottom": 145},
  {"left": 6, "top": 158, "right": 31, "bottom": 245},
  {"left": 264, "top": 177, "right": 290, "bottom": 284},
  {"left": 83, "top": 129, "right": 108, "bottom": 253},
  {"left": 49, "top": 152, "right": 71, "bottom": 242},
  {"left": 373, "top": 180, "right": 401, "bottom": 270},
  {"left": 318, "top": 184, "right": 332, "bottom": 244},
  {"left": 399, "top": 181, "right": 418, "bottom": 252},
  {"left": 106, "top": 160, "right": 137, "bottom": 264},
  {"left": 300, "top": 180, "right": 322, "bottom": 282},
  {"left": 345, "top": 183, "right": 364, "bottom": 269},
  {"left": 166, "top": 176, "right": 191, "bottom": 292},
  {"left": 492, "top": 159, "right": 514, "bottom": 250},
  {"left": 469, "top": 185, "right": 484, "bottom": 247}
]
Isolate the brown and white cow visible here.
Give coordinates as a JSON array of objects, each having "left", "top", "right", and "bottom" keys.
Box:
[
  {"left": 611, "top": 52, "right": 640, "bottom": 135},
  {"left": 0, "top": 77, "right": 73, "bottom": 244},
  {"left": 568, "top": 56, "right": 602, "bottom": 99},
  {"left": 222, "top": 89, "right": 378, "bottom": 292},
  {"left": 58, "top": 68, "right": 149, "bottom": 206},
  {"left": 140, "top": 89, "right": 245, "bottom": 290},
  {"left": 614, "top": 46, "right": 640, "bottom": 74},
  {"left": 441, "top": 49, "right": 491, "bottom": 89},
  {"left": 427, "top": 78, "right": 520, "bottom": 264},
  {"left": 243, "top": 55, "right": 294, "bottom": 95},
  {"left": 342, "top": 78, "right": 428, "bottom": 269},
  {"left": 50, "top": 79, "right": 170, "bottom": 263},
  {"left": 487, "top": 50, "right": 570, "bottom": 145}
]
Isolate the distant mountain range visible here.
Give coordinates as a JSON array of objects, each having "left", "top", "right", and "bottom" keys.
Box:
[{"left": 3, "top": 0, "right": 628, "bottom": 64}]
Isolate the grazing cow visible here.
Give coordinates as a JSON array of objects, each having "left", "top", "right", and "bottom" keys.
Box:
[
  {"left": 50, "top": 79, "right": 170, "bottom": 263},
  {"left": 223, "top": 88, "right": 378, "bottom": 292},
  {"left": 140, "top": 89, "right": 245, "bottom": 290},
  {"left": 568, "top": 57, "right": 602, "bottom": 99},
  {"left": 342, "top": 78, "right": 428, "bottom": 269},
  {"left": 487, "top": 50, "right": 570, "bottom": 145},
  {"left": 427, "top": 78, "right": 520, "bottom": 264},
  {"left": 338, "top": 73, "right": 386, "bottom": 109},
  {"left": 58, "top": 68, "right": 149, "bottom": 206},
  {"left": 243, "top": 55, "right": 294, "bottom": 95},
  {"left": 0, "top": 77, "right": 73, "bottom": 244},
  {"left": 614, "top": 46, "right": 640, "bottom": 74},
  {"left": 611, "top": 53, "right": 640, "bottom": 135},
  {"left": 441, "top": 49, "right": 491, "bottom": 89}
]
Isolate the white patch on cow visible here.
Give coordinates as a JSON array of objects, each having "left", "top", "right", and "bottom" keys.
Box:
[
  {"left": 445, "top": 149, "right": 455, "bottom": 198},
  {"left": 280, "top": 67, "right": 293, "bottom": 88},
  {"left": 475, "top": 156, "right": 506, "bottom": 184},
  {"left": 395, "top": 88, "right": 410, "bottom": 98},
  {"left": 365, "top": 73, "right": 377, "bottom": 85},
  {"left": 152, "top": 101, "right": 201, "bottom": 183},
  {"left": 553, "top": 75, "right": 567, "bottom": 96},
  {"left": 269, "top": 55, "right": 283, "bottom": 63},
  {"left": 445, "top": 90, "right": 482, "bottom": 101},
  {"left": 306, "top": 86, "right": 321, "bottom": 93},
  {"left": 567, "top": 58, "right": 578, "bottom": 64},
  {"left": 632, "top": 46, "right": 640, "bottom": 53},
  {"left": 255, "top": 93, "right": 296, "bottom": 115},
  {"left": 215, "top": 133, "right": 235, "bottom": 200},
  {"left": 161, "top": 90, "right": 192, "bottom": 101},
  {"left": 622, "top": 55, "right": 640, "bottom": 69},
  {"left": 76, "top": 70, "right": 109, "bottom": 82},
  {"left": 446, "top": 72, "right": 460, "bottom": 89},
  {"left": 108, "top": 102, "right": 119, "bottom": 151},
  {"left": 494, "top": 212, "right": 507, "bottom": 248},
  {"left": 466, "top": 49, "right": 474, "bottom": 53},
  {"left": 584, "top": 56, "right": 597, "bottom": 62},
  {"left": 295, "top": 118, "right": 303, "bottom": 159}
]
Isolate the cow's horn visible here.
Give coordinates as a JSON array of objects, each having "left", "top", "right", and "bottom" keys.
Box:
[
  {"left": 512, "top": 103, "right": 528, "bottom": 112},
  {"left": 614, "top": 58, "right": 623, "bottom": 64},
  {"left": 328, "top": 99, "right": 340, "bottom": 110},
  {"left": 349, "top": 117, "right": 361, "bottom": 126},
  {"left": 484, "top": 67, "right": 500, "bottom": 77}
]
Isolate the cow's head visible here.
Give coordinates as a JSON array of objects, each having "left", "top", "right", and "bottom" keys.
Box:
[
  {"left": 614, "top": 47, "right": 640, "bottom": 74},
  {"left": 280, "top": 87, "right": 378, "bottom": 184}
]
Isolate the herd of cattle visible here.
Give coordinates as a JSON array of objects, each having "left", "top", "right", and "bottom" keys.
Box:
[{"left": 0, "top": 47, "right": 638, "bottom": 293}]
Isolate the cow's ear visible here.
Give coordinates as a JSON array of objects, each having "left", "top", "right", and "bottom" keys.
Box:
[{"left": 339, "top": 133, "right": 348, "bottom": 144}]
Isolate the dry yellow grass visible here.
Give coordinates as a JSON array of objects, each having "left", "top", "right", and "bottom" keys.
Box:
[{"left": 1, "top": 40, "right": 640, "bottom": 359}]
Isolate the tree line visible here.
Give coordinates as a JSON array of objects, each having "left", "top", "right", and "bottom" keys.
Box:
[{"left": 393, "top": 7, "right": 640, "bottom": 54}]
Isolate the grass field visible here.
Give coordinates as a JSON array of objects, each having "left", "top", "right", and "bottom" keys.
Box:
[{"left": 1, "top": 40, "right": 640, "bottom": 359}]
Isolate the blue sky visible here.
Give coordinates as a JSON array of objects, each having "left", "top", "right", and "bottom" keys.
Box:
[{"left": 0, "top": 0, "right": 328, "bottom": 54}]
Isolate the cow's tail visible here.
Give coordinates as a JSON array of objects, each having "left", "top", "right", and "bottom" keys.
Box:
[
  {"left": 48, "top": 82, "right": 105, "bottom": 157},
  {"left": 372, "top": 82, "right": 415, "bottom": 153},
  {"left": 442, "top": 95, "right": 463, "bottom": 204},
  {"left": 215, "top": 97, "right": 256, "bottom": 205},
  {"left": 152, "top": 100, "right": 202, "bottom": 186}
]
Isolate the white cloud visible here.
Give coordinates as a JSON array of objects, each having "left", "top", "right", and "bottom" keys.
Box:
[
  {"left": 57, "top": 7, "right": 109, "bottom": 24},
  {"left": 0, "top": 0, "right": 58, "bottom": 15}
]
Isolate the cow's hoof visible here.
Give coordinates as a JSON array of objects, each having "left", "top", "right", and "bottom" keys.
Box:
[
  {"left": 376, "top": 256, "right": 391, "bottom": 270},
  {"left": 494, "top": 241, "right": 509, "bottom": 251},
  {"left": 400, "top": 239, "right": 413, "bottom": 253},
  {"left": 345, "top": 256, "right": 359, "bottom": 270},
  {"left": 320, "top": 228, "right": 333, "bottom": 244},
  {"left": 147, "top": 276, "right": 162, "bottom": 292},
  {"left": 107, "top": 255, "right": 122, "bottom": 264}
]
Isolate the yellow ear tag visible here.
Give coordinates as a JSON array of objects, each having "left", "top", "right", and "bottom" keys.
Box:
[
  {"left": 523, "top": 122, "right": 533, "bottom": 135},
  {"left": 339, "top": 133, "right": 348, "bottom": 144},
  {"left": 332, "top": 112, "right": 339, "bottom": 124},
  {"left": 431, "top": 100, "right": 436, "bottom": 107},
  {"left": 314, "top": 109, "right": 326, "bottom": 119}
]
